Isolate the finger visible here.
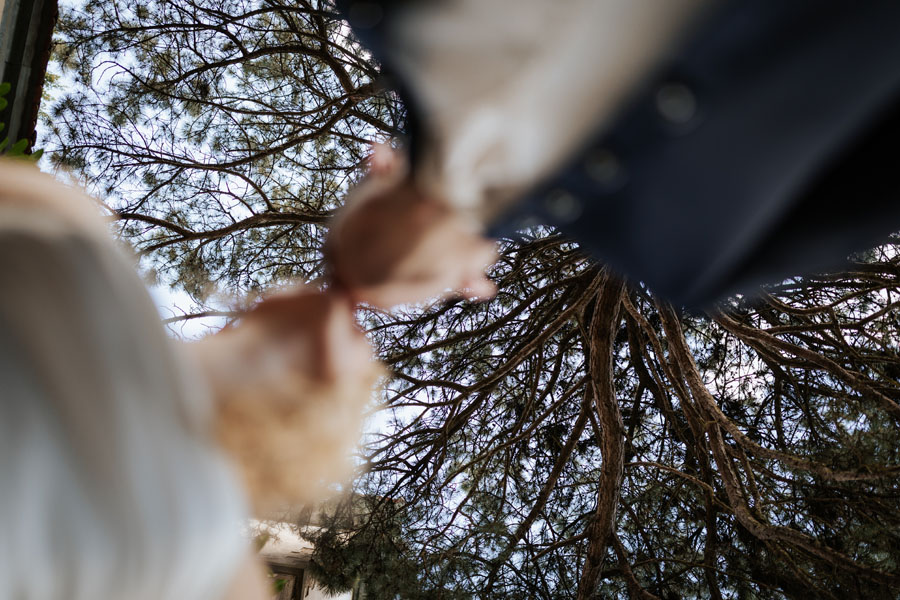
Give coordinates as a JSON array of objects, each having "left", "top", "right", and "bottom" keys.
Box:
[
  {"left": 470, "top": 237, "right": 498, "bottom": 270},
  {"left": 250, "top": 286, "right": 317, "bottom": 325},
  {"left": 323, "top": 294, "right": 374, "bottom": 363},
  {"left": 315, "top": 294, "right": 357, "bottom": 380},
  {"left": 367, "top": 142, "right": 401, "bottom": 175},
  {"left": 460, "top": 275, "right": 497, "bottom": 301},
  {"left": 353, "top": 281, "right": 437, "bottom": 310},
  {"left": 457, "top": 236, "right": 497, "bottom": 299},
  {"left": 345, "top": 333, "right": 377, "bottom": 383}
]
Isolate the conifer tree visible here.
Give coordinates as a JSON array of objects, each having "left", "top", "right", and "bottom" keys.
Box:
[{"left": 49, "top": 2, "right": 900, "bottom": 597}]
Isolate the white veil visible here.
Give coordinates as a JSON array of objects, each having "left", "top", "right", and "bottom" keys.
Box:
[{"left": 0, "top": 161, "right": 248, "bottom": 600}]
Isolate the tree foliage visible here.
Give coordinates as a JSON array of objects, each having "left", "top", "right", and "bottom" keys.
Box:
[
  {"left": 49, "top": 2, "right": 900, "bottom": 598},
  {"left": 308, "top": 239, "right": 900, "bottom": 600},
  {"left": 50, "top": 0, "right": 400, "bottom": 298}
]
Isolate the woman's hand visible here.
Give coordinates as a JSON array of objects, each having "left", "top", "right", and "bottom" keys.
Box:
[
  {"left": 193, "top": 289, "right": 373, "bottom": 394},
  {"left": 190, "top": 288, "right": 382, "bottom": 513}
]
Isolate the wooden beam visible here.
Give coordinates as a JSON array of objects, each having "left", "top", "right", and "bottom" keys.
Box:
[{"left": 0, "top": 0, "right": 57, "bottom": 149}]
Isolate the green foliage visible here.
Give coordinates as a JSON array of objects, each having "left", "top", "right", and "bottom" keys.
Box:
[
  {"left": 0, "top": 82, "right": 43, "bottom": 162},
  {"left": 304, "top": 497, "right": 468, "bottom": 600},
  {"left": 271, "top": 576, "right": 287, "bottom": 593}
]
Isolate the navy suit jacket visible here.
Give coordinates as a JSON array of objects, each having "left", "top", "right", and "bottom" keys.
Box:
[{"left": 340, "top": 0, "right": 900, "bottom": 307}]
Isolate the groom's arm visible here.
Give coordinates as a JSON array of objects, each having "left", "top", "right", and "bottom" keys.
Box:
[{"left": 336, "top": 0, "right": 900, "bottom": 308}]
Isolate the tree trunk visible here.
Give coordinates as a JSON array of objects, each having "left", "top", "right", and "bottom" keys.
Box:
[{"left": 576, "top": 272, "right": 626, "bottom": 600}]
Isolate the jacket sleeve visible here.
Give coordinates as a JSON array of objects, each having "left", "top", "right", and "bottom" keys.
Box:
[{"left": 338, "top": 0, "right": 900, "bottom": 308}]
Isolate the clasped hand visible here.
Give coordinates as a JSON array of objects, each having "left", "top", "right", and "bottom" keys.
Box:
[{"left": 195, "top": 145, "right": 496, "bottom": 510}]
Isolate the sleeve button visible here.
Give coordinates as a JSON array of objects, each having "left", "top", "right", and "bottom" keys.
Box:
[
  {"left": 656, "top": 82, "right": 697, "bottom": 125},
  {"left": 543, "top": 189, "right": 582, "bottom": 223},
  {"left": 584, "top": 148, "right": 623, "bottom": 186}
]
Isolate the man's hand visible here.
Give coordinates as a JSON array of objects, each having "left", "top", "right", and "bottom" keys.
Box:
[{"left": 326, "top": 146, "right": 497, "bottom": 309}]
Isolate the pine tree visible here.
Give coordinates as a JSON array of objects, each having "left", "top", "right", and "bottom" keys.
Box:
[
  {"left": 49, "top": 2, "right": 900, "bottom": 597},
  {"left": 49, "top": 0, "right": 400, "bottom": 299}
]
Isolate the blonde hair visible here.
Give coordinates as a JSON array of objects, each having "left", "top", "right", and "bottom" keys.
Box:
[{"left": 0, "top": 161, "right": 247, "bottom": 599}]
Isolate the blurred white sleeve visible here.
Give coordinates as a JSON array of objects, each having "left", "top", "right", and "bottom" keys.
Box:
[{"left": 382, "top": 0, "right": 714, "bottom": 220}]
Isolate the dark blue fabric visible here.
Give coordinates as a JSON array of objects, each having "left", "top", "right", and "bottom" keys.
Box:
[
  {"left": 334, "top": 0, "right": 425, "bottom": 160},
  {"left": 339, "top": 0, "right": 900, "bottom": 307}
]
